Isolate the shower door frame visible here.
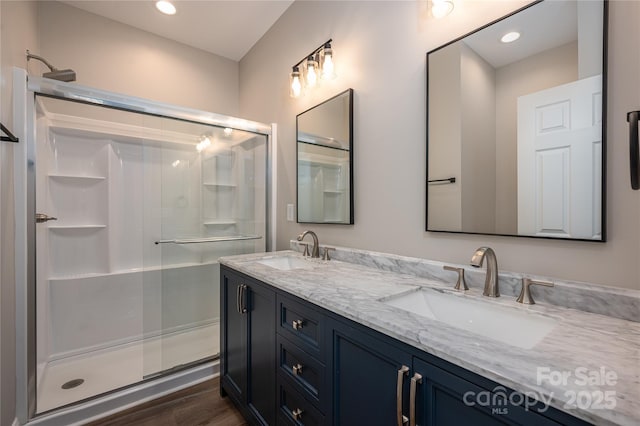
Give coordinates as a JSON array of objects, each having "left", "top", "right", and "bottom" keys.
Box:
[{"left": 13, "top": 68, "right": 276, "bottom": 423}]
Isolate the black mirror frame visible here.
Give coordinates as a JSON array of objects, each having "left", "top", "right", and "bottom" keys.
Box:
[
  {"left": 425, "top": 0, "right": 608, "bottom": 242},
  {"left": 296, "top": 88, "right": 354, "bottom": 225}
]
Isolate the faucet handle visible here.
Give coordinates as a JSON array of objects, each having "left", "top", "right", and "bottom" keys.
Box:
[
  {"left": 517, "top": 278, "right": 554, "bottom": 305},
  {"left": 299, "top": 242, "right": 310, "bottom": 257},
  {"left": 443, "top": 266, "right": 468, "bottom": 291},
  {"left": 322, "top": 247, "right": 335, "bottom": 261}
]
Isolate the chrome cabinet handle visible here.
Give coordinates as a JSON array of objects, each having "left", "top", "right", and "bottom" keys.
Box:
[
  {"left": 291, "top": 407, "right": 303, "bottom": 420},
  {"left": 410, "top": 373, "right": 422, "bottom": 426},
  {"left": 292, "top": 319, "right": 304, "bottom": 330},
  {"left": 292, "top": 363, "right": 303, "bottom": 376},
  {"left": 397, "top": 365, "right": 409, "bottom": 426},
  {"left": 35, "top": 213, "right": 57, "bottom": 223},
  {"left": 239, "top": 284, "right": 248, "bottom": 313}
]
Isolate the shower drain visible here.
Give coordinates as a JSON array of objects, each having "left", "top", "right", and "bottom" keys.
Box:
[{"left": 61, "top": 379, "right": 84, "bottom": 390}]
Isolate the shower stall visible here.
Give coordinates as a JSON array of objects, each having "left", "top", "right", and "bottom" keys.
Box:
[{"left": 13, "top": 70, "right": 274, "bottom": 422}]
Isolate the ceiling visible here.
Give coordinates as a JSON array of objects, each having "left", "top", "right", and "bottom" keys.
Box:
[
  {"left": 463, "top": 1, "right": 578, "bottom": 68},
  {"left": 61, "top": 0, "right": 294, "bottom": 61}
]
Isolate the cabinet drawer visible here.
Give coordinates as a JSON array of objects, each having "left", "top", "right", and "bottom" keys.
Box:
[
  {"left": 278, "top": 380, "right": 326, "bottom": 426},
  {"left": 277, "top": 334, "right": 327, "bottom": 412},
  {"left": 277, "top": 295, "right": 325, "bottom": 360}
]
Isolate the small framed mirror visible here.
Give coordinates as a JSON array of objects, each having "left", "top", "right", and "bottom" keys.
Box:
[
  {"left": 297, "top": 89, "right": 354, "bottom": 224},
  {"left": 426, "top": 0, "right": 607, "bottom": 241}
]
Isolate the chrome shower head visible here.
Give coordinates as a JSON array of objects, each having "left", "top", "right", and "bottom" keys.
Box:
[
  {"left": 26, "top": 50, "right": 76, "bottom": 82},
  {"left": 43, "top": 69, "right": 76, "bottom": 82}
]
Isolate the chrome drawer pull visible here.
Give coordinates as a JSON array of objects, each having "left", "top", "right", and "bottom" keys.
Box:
[
  {"left": 410, "top": 372, "right": 423, "bottom": 426},
  {"left": 292, "top": 407, "right": 303, "bottom": 420},
  {"left": 397, "top": 365, "right": 409, "bottom": 426},
  {"left": 292, "top": 319, "right": 304, "bottom": 330},
  {"left": 292, "top": 363, "right": 303, "bottom": 376}
]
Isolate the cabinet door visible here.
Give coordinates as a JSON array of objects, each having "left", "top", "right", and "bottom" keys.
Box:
[
  {"left": 246, "top": 279, "right": 276, "bottom": 425},
  {"left": 330, "top": 319, "right": 412, "bottom": 426},
  {"left": 221, "top": 271, "right": 247, "bottom": 402},
  {"left": 413, "top": 357, "right": 560, "bottom": 426}
]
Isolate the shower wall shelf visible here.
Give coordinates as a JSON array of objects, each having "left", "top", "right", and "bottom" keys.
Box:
[
  {"left": 48, "top": 225, "right": 107, "bottom": 229},
  {"left": 155, "top": 235, "right": 262, "bottom": 245},
  {"left": 49, "top": 174, "right": 107, "bottom": 180}
]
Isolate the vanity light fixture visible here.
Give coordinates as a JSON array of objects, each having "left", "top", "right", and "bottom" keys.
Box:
[
  {"left": 155, "top": 0, "right": 176, "bottom": 15},
  {"left": 501, "top": 31, "right": 521, "bottom": 43},
  {"left": 289, "top": 39, "right": 336, "bottom": 98},
  {"left": 431, "top": 0, "right": 454, "bottom": 19}
]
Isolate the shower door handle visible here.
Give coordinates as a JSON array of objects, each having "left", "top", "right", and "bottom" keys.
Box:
[{"left": 36, "top": 213, "right": 57, "bottom": 223}]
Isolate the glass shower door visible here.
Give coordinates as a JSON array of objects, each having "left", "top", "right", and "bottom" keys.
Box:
[
  {"left": 142, "top": 118, "right": 267, "bottom": 378},
  {"left": 32, "top": 93, "right": 269, "bottom": 413}
]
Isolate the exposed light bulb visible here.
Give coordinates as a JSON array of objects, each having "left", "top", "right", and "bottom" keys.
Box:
[
  {"left": 306, "top": 57, "right": 318, "bottom": 88},
  {"left": 172, "top": 160, "right": 181, "bottom": 168},
  {"left": 321, "top": 45, "right": 336, "bottom": 80},
  {"left": 432, "top": 0, "right": 454, "bottom": 19},
  {"left": 155, "top": 1, "right": 176, "bottom": 15},
  {"left": 501, "top": 31, "right": 521, "bottom": 43},
  {"left": 223, "top": 128, "right": 233, "bottom": 136},
  {"left": 290, "top": 67, "right": 302, "bottom": 98}
]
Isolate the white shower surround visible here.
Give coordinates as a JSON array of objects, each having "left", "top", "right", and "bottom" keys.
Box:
[{"left": 11, "top": 72, "right": 275, "bottom": 421}]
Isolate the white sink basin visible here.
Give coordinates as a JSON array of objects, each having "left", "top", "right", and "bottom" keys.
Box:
[
  {"left": 255, "top": 256, "right": 312, "bottom": 271},
  {"left": 383, "top": 288, "right": 557, "bottom": 349}
]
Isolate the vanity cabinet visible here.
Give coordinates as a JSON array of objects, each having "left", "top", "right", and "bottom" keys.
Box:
[
  {"left": 276, "top": 294, "right": 330, "bottom": 424},
  {"left": 220, "top": 268, "right": 276, "bottom": 425},
  {"left": 329, "top": 318, "right": 412, "bottom": 425},
  {"left": 220, "top": 266, "right": 590, "bottom": 426}
]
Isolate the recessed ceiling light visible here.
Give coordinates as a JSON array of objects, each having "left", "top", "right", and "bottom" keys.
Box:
[
  {"left": 501, "top": 32, "right": 521, "bottom": 43},
  {"left": 155, "top": 1, "right": 176, "bottom": 15},
  {"left": 432, "top": 0, "right": 454, "bottom": 19}
]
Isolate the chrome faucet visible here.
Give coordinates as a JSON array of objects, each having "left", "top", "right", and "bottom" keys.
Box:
[
  {"left": 470, "top": 247, "right": 499, "bottom": 297},
  {"left": 297, "top": 230, "right": 320, "bottom": 258}
]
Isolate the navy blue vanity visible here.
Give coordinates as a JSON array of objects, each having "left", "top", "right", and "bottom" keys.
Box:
[{"left": 220, "top": 264, "right": 596, "bottom": 426}]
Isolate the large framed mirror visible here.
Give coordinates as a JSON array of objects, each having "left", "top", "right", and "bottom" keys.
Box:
[
  {"left": 426, "top": 0, "right": 607, "bottom": 241},
  {"left": 297, "top": 89, "right": 354, "bottom": 224}
]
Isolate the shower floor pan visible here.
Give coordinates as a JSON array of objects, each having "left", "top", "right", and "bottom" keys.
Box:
[{"left": 37, "top": 323, "right": 219, "bottom": 413}]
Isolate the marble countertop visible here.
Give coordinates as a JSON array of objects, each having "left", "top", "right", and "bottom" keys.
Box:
[{"left": 220, "top": 250, "right": 640, "bottom": 426}]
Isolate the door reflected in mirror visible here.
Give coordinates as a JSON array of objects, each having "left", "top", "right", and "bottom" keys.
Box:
[
  {"left": 297, "top": 89, "right": 353, "bottom": 224},
  {"left": 426, "top": 0, "right": 606, "bottom": 241}
]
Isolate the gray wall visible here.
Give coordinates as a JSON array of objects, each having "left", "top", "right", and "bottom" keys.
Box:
[
  {"left": 460, "top": 42, "right": 496, "bottom": 234},
  {"left": 427, "top": 42, "right": 462, "bottom": 231},
  {"left": 38, "top": 1, "right": 239, "bottom": 116},
  {"left": 239, "top": 0, "right": 640, "bottom": 290}
]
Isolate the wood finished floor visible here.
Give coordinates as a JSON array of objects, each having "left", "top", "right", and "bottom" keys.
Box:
[{"left": 86, "top": 377, "right": 247, "bottom": 426}]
